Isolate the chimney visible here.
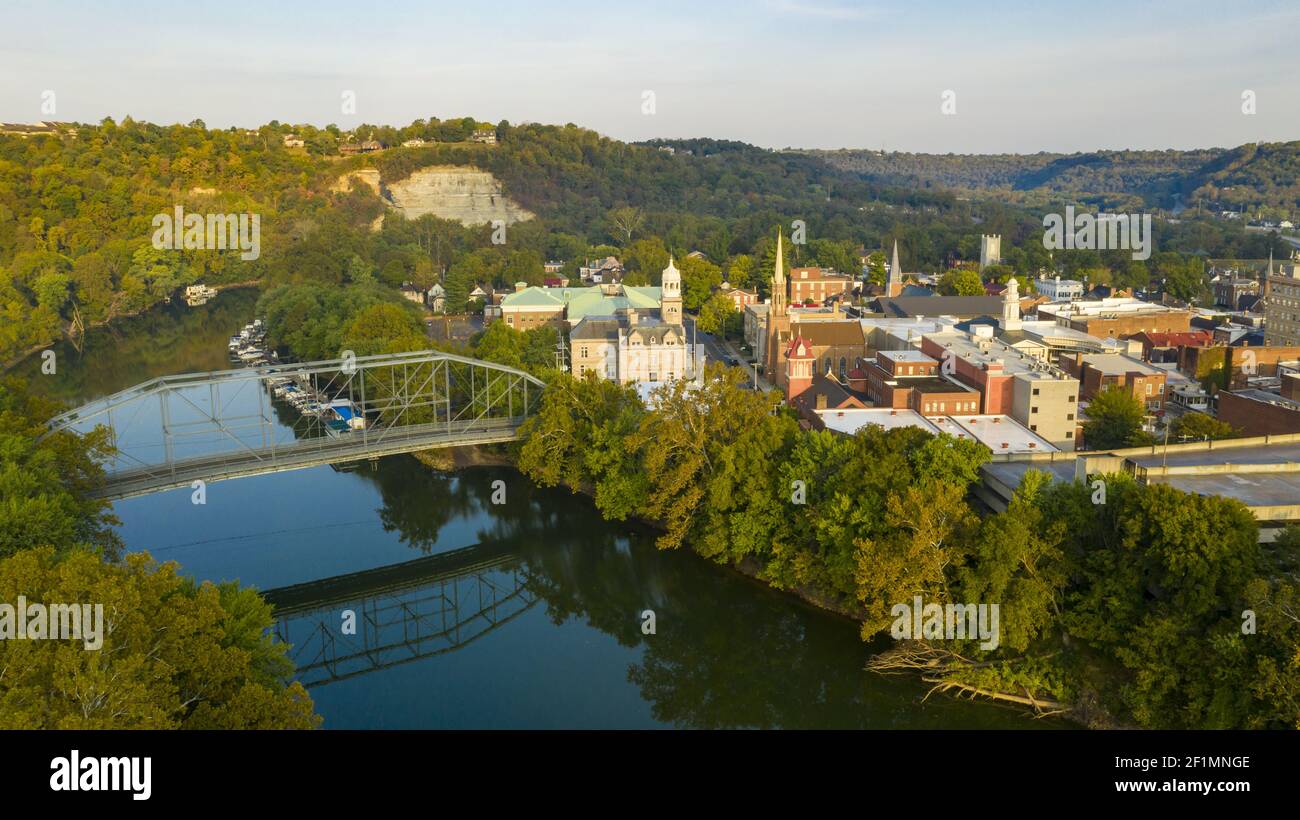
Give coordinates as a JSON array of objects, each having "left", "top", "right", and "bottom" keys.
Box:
[
  {"left": 816, "top": 393, "right": 828, "bottom": 410},
  {"left": 514, "top": 281, "right": 527, "bottom": 293},
  {"left": 626, "top": 308, "right": 638, "bottom": 325}
]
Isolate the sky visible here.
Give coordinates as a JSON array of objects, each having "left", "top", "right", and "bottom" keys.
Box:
[{"left": 1, "top": 0, "right": 1297, "bottom": 154}]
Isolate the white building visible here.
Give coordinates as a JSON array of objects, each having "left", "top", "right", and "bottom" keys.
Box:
[{"left": 1036, "top": 275, "right": 1085, "bottom": 301}]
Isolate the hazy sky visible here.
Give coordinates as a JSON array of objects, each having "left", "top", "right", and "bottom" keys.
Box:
[{"left": 2, "top": 0, "right": 1297, "bottom": 153}]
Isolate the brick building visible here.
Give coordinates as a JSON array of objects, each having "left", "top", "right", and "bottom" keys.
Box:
[
  {"left": 1062, "top": 353, "right": 1167, "bottom": 413},
  {"left": 787, "top": 267, "right": 855, "bottom": 305}
]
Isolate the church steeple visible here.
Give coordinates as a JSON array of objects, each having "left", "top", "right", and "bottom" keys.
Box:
[
  {"left": 771, "top": 228, "right": 787, "bottom": 317},
  {"left": 887, "top": 240, "right": 902, "bottom": 297}
]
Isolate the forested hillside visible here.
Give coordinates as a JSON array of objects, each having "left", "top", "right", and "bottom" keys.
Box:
[{"left": 808, "top": 141, "right": 1300, "bottom": 215}]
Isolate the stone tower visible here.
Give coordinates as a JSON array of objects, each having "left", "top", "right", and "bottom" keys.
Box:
[
  {"left": 980, "top": 234, "right": 1002, "bottom": 271},
  {"left": 661, "top": 256, "right": 682, "bottom": 326}
]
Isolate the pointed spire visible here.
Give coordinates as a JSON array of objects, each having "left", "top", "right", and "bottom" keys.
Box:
[
  {"left": 888, "top": 240, "right": 901, "bottom": 295},
  {"left": 1268, "top": 248, "right": 1274, "bottom": 277},
  {"left": 774, "top": 229, "right": 785, "bottom": 283}
]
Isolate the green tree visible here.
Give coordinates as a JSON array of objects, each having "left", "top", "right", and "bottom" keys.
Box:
[
  {"left": 938, "top": 269, "right": 985, "bottom": 296},
  {"left": 679, "top": 255, "right": 722, "bottom": 311},
  {"left": 1170, "top": 412, "right": 1238, "bottom": 441},
  {"left": 1082, "top": 386, "right": 1152, "bottom": 449},
  {"left": 696, "top": 292, "right": 736, "bottom": 336},
  {"left": 0, "top": 547, "right": 320, "bottom": 729}
]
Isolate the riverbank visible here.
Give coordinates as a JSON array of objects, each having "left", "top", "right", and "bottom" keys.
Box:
[
  {"left": 1, "top": 281, "right": 262, "bottom": 374},
  {"left": 419, "top": 444, "right": 1082, "bottom": 726}
]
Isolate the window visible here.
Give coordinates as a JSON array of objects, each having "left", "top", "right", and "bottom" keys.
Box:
[
  {"left": 1146, "top": 383, "right": 1153, "bottom": 395},
  {"left": 1030, "top": 424, "right": 1037, "bottom": 431},
  {"left": 1068, "top": 395, "right": 1076, "bottom": 403},
  {"left": 581, "top": 346, "right": 588, "bottom": 357},
  {"left": 1067, "top": 413, "right": 1074, "bottom": 421},
  {"left": 1066, "top": 431, "right": 1073, "bottom": 439},
  {"left": 1032, "top": 387, "right": 1040, "bottom": 396},
  {"left": 1031, "top": 406, "right": 1038, "bottom": 413}
]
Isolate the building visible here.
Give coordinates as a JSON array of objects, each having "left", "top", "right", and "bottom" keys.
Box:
[
  {"left": 470, "top": 126, "right": 498, "bottom": 144},
  {"left": 787, "top": 267, "right": 855, "bottom": 305},
  {"left": 427, "top": 283, "right": 446, "bottom": 314},
  {"left": 1061, "top": 353, "right": 1168, "bottom": 414},
  {"left": 1215, "top": 276, "right": 1260, "bottom": 310},
  {"left": 979, "top": 234, "right": 1002, "bottom": 271},
  {"left": 1036, "top": 297, "right": 1192, "bottom": 339},
  {"left": 570, "top": 309, "right": 688, "bottom": 384},
  {"left": 579, "top": 256, "right": 624, "bottom": 283},
  {"left": 399, "top": 283, "right": 426, "bottom": 305},
  {"left": 875, "top": 294, "right": 1008, "bottom": 320},
  {"left": 1264, "top": 252, "right": 1300, "bottom": 345},
  {"left": 282, "top": 134, "right": 305, "bottom": 148},
  {"left": 339, "top": 139, "right": 383, "bottom": 155},
  {"left": 809, "top": 407, "right": 1055, "bottom": 455},
  {"left": 1217, "top": 379, "right": 1300, "bottom": 435},
  {"left": 498, "top": 278, "right": 667, "bottom": 332},
  {"left": 1129, "top": 330, "right": 1215, "bottom": 363},
  {"left": 859, "top": 350, "right": 981, "bottom": 416},
  {"left": 401, "top": 138, "right": 429, "bottom": 147},
  {"left": 1036, "top": 275, "right": 1085, "bottom": 302},
  {"left": 717, "top": 282, "right": 759, "bottom": 311},
  {"left": 919, "top": 330, "right": 1081, "bottom": 448},
  {"left": 0, "top": 121, "right": 76, "bottom": 138}
]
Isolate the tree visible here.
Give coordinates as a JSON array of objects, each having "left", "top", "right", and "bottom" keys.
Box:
[
  {"left": 0, "top": 547, "right": 320, "bottom": 729},
  {"left": 680, "top": 255, "right": 722, "bottom": 311},
  {"left": 1170, "top": 412, "right": 1238, "bottom": 441},
  {"left": 607, "top": 206, "right": 644, "bottom": 245},
  {"left": 938, "top": 269, "right": 985, "bottom": 296},
  {"left": 957, "top": 469, "right": 1068, "bottom": 653},
  {"left": 0, "top": 378, "right": 120, "bottom": 561},
  {"left": 697, "top": 292, "right": 737, "bottom": 337},
  {"left": 1082, "top": 386, "right": 1152, "bottom": 449}
]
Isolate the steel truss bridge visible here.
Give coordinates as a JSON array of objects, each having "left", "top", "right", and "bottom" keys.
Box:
[
  {"left": 43, "top": 350, "right": 545, "bottom": 500},
  {"left": 263, "top": 541, "right": 536, "bottom": 688}
]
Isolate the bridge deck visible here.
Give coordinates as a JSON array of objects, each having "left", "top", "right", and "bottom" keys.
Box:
[{"left": 95, "top": 416, "right": 527, "bottom": 500}]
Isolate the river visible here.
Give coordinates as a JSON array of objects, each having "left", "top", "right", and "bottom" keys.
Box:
[{"left": 16, "top": 290, "right": 1055, "bottom": 729}]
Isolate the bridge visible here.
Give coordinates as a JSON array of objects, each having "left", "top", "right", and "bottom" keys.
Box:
[
  {"left": 43, "top": 350, "right": 545, "bottom": 500},
  {"left": 263, "top": 541, "right": 536, "bottom": 688}
]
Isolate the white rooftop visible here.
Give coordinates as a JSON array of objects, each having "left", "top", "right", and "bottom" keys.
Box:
[
  {"left": 816, "top": 408, "right": 940, "bottom": 435},
  {"left": 814, "top": 409, "right": 1057, "bottom": 454},
  {"left": 932, "top": 414, "right": 1059, "bottom": 454}
]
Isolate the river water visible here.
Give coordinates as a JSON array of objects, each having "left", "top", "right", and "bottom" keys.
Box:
[{"left": 16, "top": 290, "right": 1053, "bottom": 729}]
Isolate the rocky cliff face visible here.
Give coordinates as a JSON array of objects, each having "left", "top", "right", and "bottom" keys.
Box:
[{"left": 382, "top": 166, "right": 534, "bottom": 226}]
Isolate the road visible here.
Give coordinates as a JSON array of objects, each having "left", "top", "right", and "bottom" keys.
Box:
[{"left": 682, "top": 314, "right": 769, "bottom": 390}]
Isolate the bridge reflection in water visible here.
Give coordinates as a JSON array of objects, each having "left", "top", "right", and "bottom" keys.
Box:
[{"left": 263, "top": 541, "right": 536, "bottom": 689}]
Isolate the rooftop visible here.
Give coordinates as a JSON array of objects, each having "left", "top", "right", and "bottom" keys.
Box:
[
  {"left": 1076, "top": 353, "right": 1166, "bottom": 377},
  {"left": 932, "top": 414, "right": 1059, "bottom": 454}
]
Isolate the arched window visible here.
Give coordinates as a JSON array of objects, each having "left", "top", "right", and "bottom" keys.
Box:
[
  {"left": 824, "top": 356, "right": 832, "bottom": 373},
  {"left": 839, "top": 357, "right": 847, "bottom": 379}
]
